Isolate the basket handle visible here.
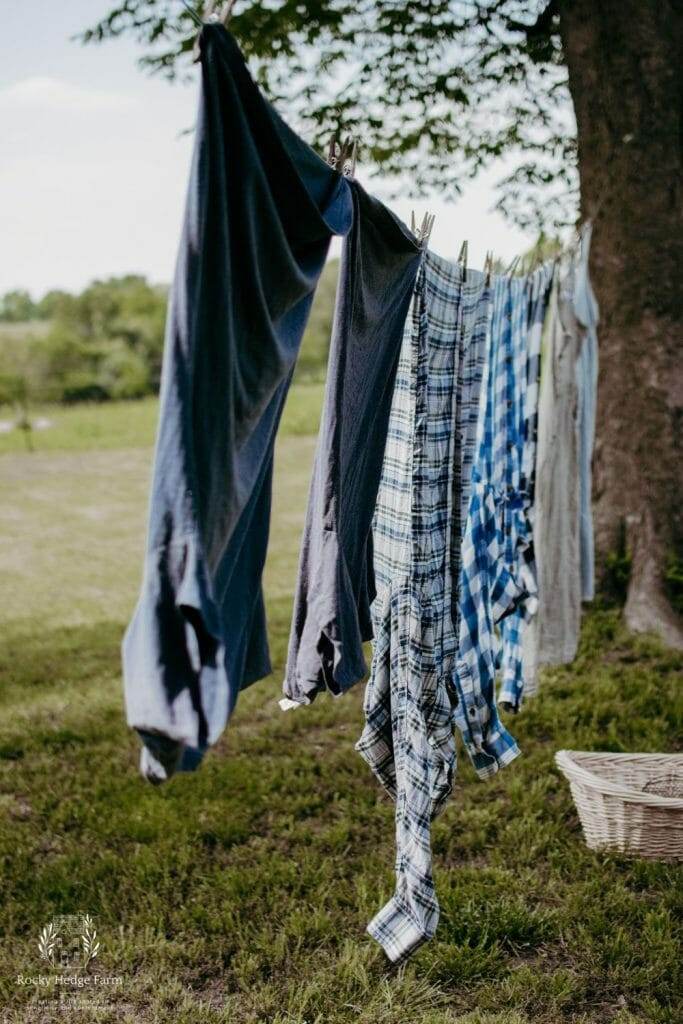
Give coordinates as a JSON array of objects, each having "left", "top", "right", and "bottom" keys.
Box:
[{"left": 554, "top": 750, "right": 683, "bottom": 809}]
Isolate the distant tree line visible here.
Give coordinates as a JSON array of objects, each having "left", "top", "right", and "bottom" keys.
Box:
[{"left": 0, "top": 262, "right": 340, "bottom": 408}]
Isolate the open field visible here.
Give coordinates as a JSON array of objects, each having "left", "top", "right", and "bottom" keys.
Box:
[
  {"left": 0, "top": 383, "right": 325, "bottom": 456},
  {"left": 0, "top": 396, "right": 682, "bottom": 1024}
]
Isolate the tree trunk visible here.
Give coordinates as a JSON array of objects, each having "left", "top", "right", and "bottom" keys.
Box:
[{"left": 558, "top": 0, "right": 683, "bottom": 647}]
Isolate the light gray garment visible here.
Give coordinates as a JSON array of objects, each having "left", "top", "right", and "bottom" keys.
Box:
[
  {"left": 533, "top": 264, "right": 583, "bottom": 667},
  {"left": 574, "top": 224, "right": 599, "bottom": 602}
]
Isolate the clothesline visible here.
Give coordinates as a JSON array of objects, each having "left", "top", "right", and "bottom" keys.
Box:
[
  {"left": 186, "top": 0, "right": 590, "bottom": 283},
  {"left": 122, "top": 23, "right": 598, "bottom": 963},
  {"left": 401, "top": 214, "right": 592, "bottom": 282}
]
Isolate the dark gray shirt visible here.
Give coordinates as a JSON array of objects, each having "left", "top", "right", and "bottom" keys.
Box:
[{"left": 283, "top": 183, "right": 421, "bottom": 704}]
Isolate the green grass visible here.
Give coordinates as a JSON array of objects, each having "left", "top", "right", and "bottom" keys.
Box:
[
  {"left": 0, "top": 383, "right": 325, "bottom": 455},
  {"left": 0, "top": 396, "right": 682, "bottom": 1024}
]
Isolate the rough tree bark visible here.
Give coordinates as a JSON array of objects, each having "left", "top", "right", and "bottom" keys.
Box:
[{"left": 558, "top": 0, "right": 683, "bottom": 647}]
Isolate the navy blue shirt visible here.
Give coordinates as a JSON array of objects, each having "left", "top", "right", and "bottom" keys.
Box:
[{"left": 123, "top": 25, "right": 353, "bottom": 781}]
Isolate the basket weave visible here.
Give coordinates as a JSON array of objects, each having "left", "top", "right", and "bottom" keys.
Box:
[{"left": 555, "top": 750, "right": 683, "bottom": 861}]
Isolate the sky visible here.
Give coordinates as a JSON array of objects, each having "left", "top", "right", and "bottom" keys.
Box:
[{"left": 0, "top": 1, "right": 536, "bottom": 298}]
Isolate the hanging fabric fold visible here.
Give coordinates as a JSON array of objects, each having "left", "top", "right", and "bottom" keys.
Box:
[
  {"left": 574, "top": 225, "right": 599, "bottom": 602},
  {"left": 123, "top": 24, "right": 353, "bottom": 782},
  {"left": 498, "top": 263, "right": 554, "bottom": 710},
  {"left": 357, "top": 253, "right": 521, "bottom": 963},
  {"left": 525, "top": 259, "right": 584, "bottom": 682},
  {"left": 283, "top": 182, "right": 422, "bottom": 705}
]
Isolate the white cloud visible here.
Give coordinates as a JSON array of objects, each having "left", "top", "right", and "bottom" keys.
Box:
[{"left": 0, "top": 76, "right": 135, "bottom": 114}]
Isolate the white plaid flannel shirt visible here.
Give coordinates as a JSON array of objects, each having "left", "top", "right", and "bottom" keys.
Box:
[{"left": 357, "top": 252, "right": 519, "bottom": 964}]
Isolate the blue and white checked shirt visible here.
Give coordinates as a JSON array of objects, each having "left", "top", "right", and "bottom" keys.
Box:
[
  {"left": 454, "top": 273, "right": 526, "bottom": 775},
  {"left": 499, "top": 266, "right": 553, "bottom": 709},
  {"left": 356, "top": 252, "right": 516, "bottom": 964}
]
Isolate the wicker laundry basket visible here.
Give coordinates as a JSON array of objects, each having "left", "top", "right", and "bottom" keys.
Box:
[{"left": 555, "top": 750, "right": 683, "bottom": 861}]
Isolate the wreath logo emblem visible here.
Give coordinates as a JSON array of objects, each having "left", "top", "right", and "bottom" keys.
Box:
[
  {"left": 38, "top": 914, "right": 101, "bottom": 970},
  {"left": 81, "top": 914, "right": 101, "bottom": 966},
  {"left": 38, "top": 922, "right": 60, "bottom": 967}
]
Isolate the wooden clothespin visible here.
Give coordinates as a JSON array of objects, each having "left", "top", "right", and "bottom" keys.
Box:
[
  {"left": 410, "top": 211, "right": 435, "bottom": 249},
  {"left": 458, "top": 240, "right": 468, "bottom": 281},
  {"left": 192, "top": 1, "right": 237, "bottom": 61}
]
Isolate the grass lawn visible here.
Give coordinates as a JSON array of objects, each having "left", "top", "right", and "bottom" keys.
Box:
[
  {"left": 0, "top": 395, "right": 682, "bottom": 1024},
  {"left": 0, "top": 381, "right": 325, "bottom": 456}
]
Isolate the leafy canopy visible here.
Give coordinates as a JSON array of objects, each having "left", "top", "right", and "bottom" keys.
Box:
[{"left": 80, "top": 1, "right": 576, "bottom": 229}]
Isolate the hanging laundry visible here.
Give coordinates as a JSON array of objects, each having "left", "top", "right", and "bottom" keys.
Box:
[
  {"left": 574, "top": 225, "right": 599, "bottom": 602},
  {"left": 526, "top": 262, "right": 584, "bottom": 675},
  {"left": 283, "top": 184, "right": 421, "bottom": 706},
  {"left": 116, "top": 16, "right": 605, "bottom": 972},
  {"left": 488, "top": 274, "right": 532, "bottom": 711},
  {"left": 457, "top": 267, "right": 492, "bottom": 541},
  {"left": 521, "top": 277, "right": 557, "bottom": 694},
  {"left": 498, "top": 265, "right": 554, "bottom": 711},
  {"left": 123, "top": 24, "right": 353, "bottom": 782},
  {"left": 356, "top": 253, "right": 515, "bottom": 963},
  {"left": 455, "top": 272, "right": 526, "bottom": 772}
]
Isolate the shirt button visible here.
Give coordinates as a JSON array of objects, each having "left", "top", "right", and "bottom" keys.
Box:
[{"left": 468, "top": 707, "right": 477, "bottom": 718}]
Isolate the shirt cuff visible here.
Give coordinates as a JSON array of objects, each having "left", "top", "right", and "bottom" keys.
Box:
[
  {"left": 463, "top": 732, "right": 521, "bottom": 780},
  {"left": 452, "top": 662, "right": 521, "bottom": 780},
  {"left": 367, "top": 897, "right": 432, "bottom": 964},
  {"left": 498, "top": 678, "right": 522, "bottom": 713}
]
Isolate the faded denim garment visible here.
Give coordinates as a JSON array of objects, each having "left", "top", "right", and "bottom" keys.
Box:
[
  {"left": 574, "top": 224, "right": 599, "bottom": 602},
  {"left": 123, "top": 25, "right": 353, "bottom": 783},
  {"left": 283, "top": 182, "right": 421, "bottom": 705}
]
